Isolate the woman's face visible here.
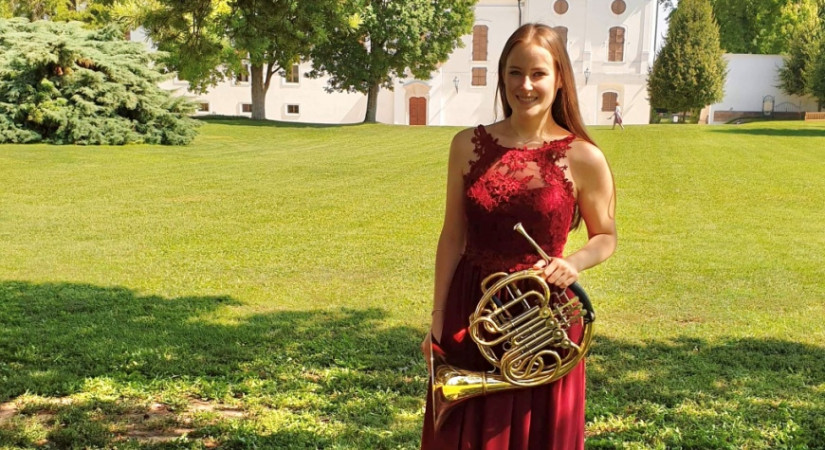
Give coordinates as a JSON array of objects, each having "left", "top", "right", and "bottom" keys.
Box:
[{"left": 504, "top": 42, "right": 559, "bottom": 119}]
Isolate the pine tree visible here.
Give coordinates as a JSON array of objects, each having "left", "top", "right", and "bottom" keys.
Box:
[
  {"left": 0, "top": 18, "right": 198, "bottom": 145},
  {"left": 648, "top": 0, "right": 726, "bottom": 121}
]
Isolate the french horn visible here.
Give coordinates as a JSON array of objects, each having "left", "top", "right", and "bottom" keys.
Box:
[{"left": 430, "top": 223, "right": 595, "bottom": 430}]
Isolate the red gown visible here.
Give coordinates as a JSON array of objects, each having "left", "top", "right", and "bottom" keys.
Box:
[{"left": 421, "top": 125, "right": 585, "bottom": 450}]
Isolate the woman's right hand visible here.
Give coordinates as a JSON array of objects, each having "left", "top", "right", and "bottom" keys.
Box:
[{"left": 421, "top": 332, "right": 432, "bottom": 372}]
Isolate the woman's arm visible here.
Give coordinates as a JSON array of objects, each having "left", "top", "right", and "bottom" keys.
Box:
[
  {"left": 536, "top": 141, "right": 617, "bottom": 288},
  {"left": 427, "top": 129, "right": 473, "bottom": 344}
]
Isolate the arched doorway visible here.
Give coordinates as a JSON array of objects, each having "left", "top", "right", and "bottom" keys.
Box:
[{"left": 409, "top": 97, "right": 427, "bottom": 125}]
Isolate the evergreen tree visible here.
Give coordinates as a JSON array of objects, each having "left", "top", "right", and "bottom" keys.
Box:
[
  {"left": 308, "top": 0, "right": 476, "bottom": 123},
  {"left": 807, "top": 35, "right": 825, "bottom": 110},
  {"left": 648, "top": 0, "right": 726, "bottom": 121},
  {"left": 0, "top": 18, "right": 198, "bottom": 145},
  {"left": 778, "top": 28, "right": 821, "bottom": 98}
]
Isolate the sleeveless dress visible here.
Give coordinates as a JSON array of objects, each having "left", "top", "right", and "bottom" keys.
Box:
[{"left": 421, "top": 125, "right": 585, "bottom": 450}]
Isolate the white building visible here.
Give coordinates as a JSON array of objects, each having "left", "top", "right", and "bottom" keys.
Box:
[{"left": 142, "top": 0, "right": 659, "bottom": 126}]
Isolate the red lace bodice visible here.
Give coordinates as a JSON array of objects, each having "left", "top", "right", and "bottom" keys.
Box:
[{"left": 463, "top": 125, "right": 576, "bottom": 275}]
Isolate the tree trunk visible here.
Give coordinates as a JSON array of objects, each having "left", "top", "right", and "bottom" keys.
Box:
[
  {"left": 364, "top": 82, "right": 380, "bottom": 123},
  {"left": 250, "top": 64, "right": 267, "bottom": 120}
]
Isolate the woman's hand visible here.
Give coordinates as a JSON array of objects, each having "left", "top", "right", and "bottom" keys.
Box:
[
  {"left": 533, "top": 257, "right": 579, "bottom": 289},
  {"left": 421, "top": 332, "right": 432, "bottom": 368}
]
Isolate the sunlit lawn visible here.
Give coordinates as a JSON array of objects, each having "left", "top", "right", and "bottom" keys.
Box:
[{"left": 1, "top": 118, "right": 824, "bottom": 449}]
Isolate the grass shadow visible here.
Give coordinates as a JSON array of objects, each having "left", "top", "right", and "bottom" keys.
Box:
[
  {"left": 587, "top": 336, "right": 825, "bottom": 448},
  {"left": 194, "top": 115, "right": 368, "bottom": 129},
  {"left": 708, "top": 126, "right": 825, "bottom": 138},
  {"left": 0, "top": 280, "right": 426, "bottom": 449}
]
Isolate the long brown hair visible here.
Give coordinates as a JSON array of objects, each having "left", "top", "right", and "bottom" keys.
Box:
[{"left": 496, "top": 23, "right": 596, "bottom": 147}]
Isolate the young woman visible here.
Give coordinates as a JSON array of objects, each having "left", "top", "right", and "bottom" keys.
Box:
[
  {"left": 421, "top": 24, "right": 617, "bottom": 449},
  {"left": 611, "top": 101, "right": 625, "bottom": 130}
]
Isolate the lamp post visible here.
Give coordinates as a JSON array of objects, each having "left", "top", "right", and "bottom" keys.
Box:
[
  {"left": 453, "top": 76, "right": 459, "bottom": 93},
  {"left": 584, "top": 67, "right": 591, "bottom": 85}
]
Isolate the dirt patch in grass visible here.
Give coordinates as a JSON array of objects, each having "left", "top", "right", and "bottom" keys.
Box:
[{"left": 0, "top": 396, "right": 245, "bottom": 446}]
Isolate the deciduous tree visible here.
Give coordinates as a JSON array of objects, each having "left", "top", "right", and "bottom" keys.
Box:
[
  {"left": 710, "top": 0, "right": 824, "bottom": 55},
  {"left": 138, "top": 0, "right": 351, "bottom": 120},
  {"left": 308, "top": 0, "right": 476, "bottom": 123},
  {"left": 648, "top": 0, "right": 726, "bottom": 121}
]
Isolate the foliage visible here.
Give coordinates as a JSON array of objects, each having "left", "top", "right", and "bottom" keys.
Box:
[
  {"left": 138, "top": 0, "right": 351, "bottom": 120},
  {"left": 0, "top": 18, "right": 198, "bottom": 145},
  {"left": 807, "top": 35, "right": 825, "bottom": 109},
  {"left": 709, "top": 0, "right": 825, "bottom": 55},
  {"left": 648, "top": 0, "right": 726, "bottom": 119},
  {"left": 308, "top": 0, "right": 476, "bottom": 122},
  {"left": 1, "top": 119, "right": 825, "bottom": 447},
  {"left": 778, "top": 27, "right": 821, "bottom": 97},
  {"left": 0, "top": 0, "right": 120, "bottom": 28}
]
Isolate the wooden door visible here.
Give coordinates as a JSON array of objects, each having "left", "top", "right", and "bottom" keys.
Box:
[{"left": 409, "top": 97, "right": 427, "bottom": 126}]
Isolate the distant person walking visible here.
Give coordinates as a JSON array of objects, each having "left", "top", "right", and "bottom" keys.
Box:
[{"left": 610, "top": 101, "right": 625, "bottom": 130}]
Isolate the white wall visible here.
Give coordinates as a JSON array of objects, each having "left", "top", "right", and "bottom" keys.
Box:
[{"left": 707, "top": 54, "right": 819, "bottom": 124}]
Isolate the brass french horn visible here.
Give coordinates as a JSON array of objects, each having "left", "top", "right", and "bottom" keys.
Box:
[{"left": 430, "top": 223, "right": 595, "bottom": 430}]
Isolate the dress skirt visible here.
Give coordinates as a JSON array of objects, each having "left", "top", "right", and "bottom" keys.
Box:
[{"left": 420, "top": 258, "right": 586, "bottom": 450}]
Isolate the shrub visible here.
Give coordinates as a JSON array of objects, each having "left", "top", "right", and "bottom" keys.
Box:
[{"left": 0, "top": 18, "right": 199, "bottom": 145}]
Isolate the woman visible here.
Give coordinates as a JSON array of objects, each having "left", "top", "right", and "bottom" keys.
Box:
[
  {"left": 611, "top": 101, "right": 625, "bottom": 130},
  {"left": 421, "top": 24, "right": 617, "bottom": 449}
]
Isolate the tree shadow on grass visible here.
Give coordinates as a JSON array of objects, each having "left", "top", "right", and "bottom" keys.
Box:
[
  {"left": 3, "top": 280, "right": 824, "bottom": 448},
  {"left": 707, "top": 127, "right": 825, "bottom": 138},
  {"left": 194, "top": 116, "right": 366, "bottom": 129},
  {"left": 586, "top": 336, "right": 825, "bottom": 449},
  {"left": 0, "top": 280, "right": 426, "bottom": 449}
]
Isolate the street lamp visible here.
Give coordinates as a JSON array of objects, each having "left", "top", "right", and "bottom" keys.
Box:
[
  {"left": 453, "top": 76, "right": 459, "bottom": 93},
  {"left": 584, "top": 67, "right": 591, "bottom": 85}
]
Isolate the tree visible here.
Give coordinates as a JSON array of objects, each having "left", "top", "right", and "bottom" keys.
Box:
[
  {"left": 710, "top": 0, "right": 824, "bottom": 55},
  {"left": 778, "top": 26, "right": 820, "bottom": 97},
  {"left": 648, "top": 0, "right": 726, "bottom": 121},
  {"left": 308, "top": 0, "right": 476, "bottom": 123},
  {"left": 806, "top": 35, "right": 825, "bottom": 110},
  {"left": 0, "top": 0, "right": 120, "bottom": 28},
  {"left": 0, "top": 18, "right": 198, "bottom": 144},
  {"left": 139, "top": 0, "right": 351, "bottom": 120}
]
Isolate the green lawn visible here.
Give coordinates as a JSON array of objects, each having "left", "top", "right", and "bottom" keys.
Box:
[{"left": 1, "top": 118, "right": 824, "bottom": 449}]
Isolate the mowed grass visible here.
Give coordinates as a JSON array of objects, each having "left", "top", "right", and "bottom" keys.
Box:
[{"left": 1, "top": 118, "right": 824, "bottom": 449}]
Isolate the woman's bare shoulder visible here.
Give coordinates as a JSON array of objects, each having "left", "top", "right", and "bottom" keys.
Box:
[{"left": 567, "top": 138, "right": 608, "bottom": 171}]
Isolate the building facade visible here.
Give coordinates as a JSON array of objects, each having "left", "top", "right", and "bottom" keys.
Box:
[{"left": 142, "top": 0, "right": 658, "bottom": 126}]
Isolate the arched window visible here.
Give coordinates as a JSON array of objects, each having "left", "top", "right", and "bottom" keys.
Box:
[
  {"left": 602, "top": 92, "right": 618, "bottom": 112},
  {"left": 553, "top": 26, "right": 568, "bottom": 46},
  {"left": 608, "top": 27, "right": 625, "bottom": 62},
  {"left": 473, "top": 25, "right": 488, "bottom": 61}
]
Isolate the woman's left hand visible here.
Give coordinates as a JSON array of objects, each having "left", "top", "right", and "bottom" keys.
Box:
[{"left": 533, "top": 258, "right": 578, "bottom": 289}]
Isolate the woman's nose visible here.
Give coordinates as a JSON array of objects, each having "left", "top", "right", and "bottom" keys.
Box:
[{"left": 520, "top": 76, "right": 533, "bottom": 90}]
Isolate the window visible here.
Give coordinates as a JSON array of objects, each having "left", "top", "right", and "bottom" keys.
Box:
[
  {"left": 285, "top": 64, "right": 300, "bottom": 84},
  {"left": 611, "top": 0, "right": 627, "bottom": 15},
  {"left": 236, "top": 68, "right": 250, "bottom": 83},
  {"left": 608, "top": 27, "right": 625, "bottom": 62},
  {"left": 472, "top": 67, "right": 487, "bottom": 86},
  {"left": 553, "top": 26, "right": 568, "bottom": 46},
  {"left": 602, "top": 92, "right": 618, "bottom": 112},
  {"left": 198, "top": 102, "right": 209, "bottom": 112},
  {"left": 241, "top": 103, "right": 252, "bottom": 113},
  {"left": 286, "top": 104, "right": 300, "bottom": 115},
  {"left": 472, "top": 25, "right": 488, "bottom": 61},
  {"left": 554, "top": 0, "right": 568, "bottom": 15}
]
